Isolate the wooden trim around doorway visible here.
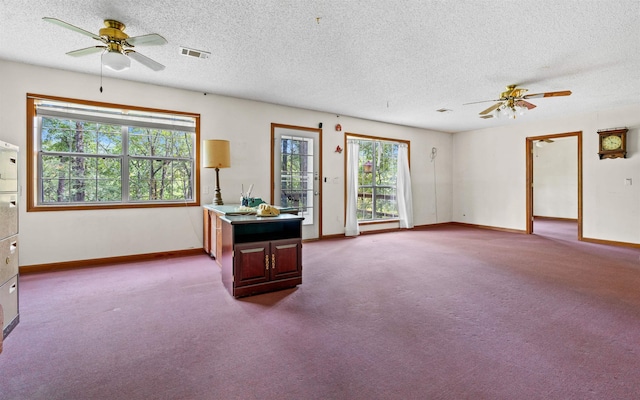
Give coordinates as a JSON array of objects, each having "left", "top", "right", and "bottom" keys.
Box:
[{"left": 526, "top": 131, "right": 583, "bottom": 239}]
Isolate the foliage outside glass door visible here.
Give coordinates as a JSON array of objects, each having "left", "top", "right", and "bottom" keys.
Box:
[{"left": 356, "top": 139, "right": 399, "bottom": 221}]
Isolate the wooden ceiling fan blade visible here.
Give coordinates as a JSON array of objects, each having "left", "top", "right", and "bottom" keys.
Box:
[
  {"left": 66, "top": 46, "right": 106, "bottom": 57},
  {"left": 126, "top": 50, "right": 165, "bottom": 71},
  {"left": 523, "top": 90, "right": 572, "bottom": 99},
  {"left": 43, "top": 17, "right": 103, "bottom": 41},
  {"left": 480, "top": 115, "right": 493, "bottom": 119},
  {"left": 126, "top": 33, "right": 168, "bottom": 47},
  {"left": 515, "top": 100, "right": 537, "bottom": 110},
  {"left": 479, "top": 102, "right": 502, "bottom": 115}
]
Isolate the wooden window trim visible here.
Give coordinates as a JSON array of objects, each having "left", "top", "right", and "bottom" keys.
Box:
[{"left": 26, "top": 93, "right": 201, "bottom": 212}]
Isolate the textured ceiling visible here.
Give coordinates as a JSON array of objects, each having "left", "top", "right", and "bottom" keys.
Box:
[{"left": 1, "top": 0, "right": 639, "bottom": 132}]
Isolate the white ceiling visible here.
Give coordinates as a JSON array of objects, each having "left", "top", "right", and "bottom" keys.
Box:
[{"left": 1, "top": 0, "right": 639, "bottom": 133}]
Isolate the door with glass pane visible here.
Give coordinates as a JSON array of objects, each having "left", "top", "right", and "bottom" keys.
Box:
[
  {"left": 357, "top": 139, "right": 399, "bottom": 221},
  {"left": 271, "top": 124, "right": 321, "bottom": 240}
]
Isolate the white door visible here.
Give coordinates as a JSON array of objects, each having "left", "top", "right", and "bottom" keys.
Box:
[{"left": 272, "top": 125, "right": 321, "bottom": 240}]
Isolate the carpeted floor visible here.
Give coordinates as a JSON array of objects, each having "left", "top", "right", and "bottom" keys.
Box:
[{"left": 1, "top": 220, "right": 639, "bottom": 399}]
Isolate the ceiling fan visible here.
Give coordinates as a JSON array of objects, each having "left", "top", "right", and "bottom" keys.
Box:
[
  {"left": 43, "top": 17, "right": 167, "bottom": 72},
  {"left": 466, "top": 85, "right": 572, "bottom": 119}
]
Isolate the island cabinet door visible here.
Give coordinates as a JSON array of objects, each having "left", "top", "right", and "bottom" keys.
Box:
[
  {"left": 270, "top": 239, "right": 302, "bottom": 281},
  {"left": 203, "top": 209, "right": 211, "bottom": 255},
  {"left": 234, "top": 241, "right": 271, "bottom": 287}
]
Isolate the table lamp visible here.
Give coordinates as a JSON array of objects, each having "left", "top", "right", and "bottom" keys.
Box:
[{"left": 203, "top": 139, "right": 230, "bottom": 205}]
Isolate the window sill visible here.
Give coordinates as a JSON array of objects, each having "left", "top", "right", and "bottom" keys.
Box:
[
  {"left": 358, "top": 218, "right": 399, "bottom": 226},
  {"left": 27, "top": 200, "right": 199, "bottom": 212}
]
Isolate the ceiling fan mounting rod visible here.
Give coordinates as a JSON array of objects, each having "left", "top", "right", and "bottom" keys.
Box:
[
  {"left": 501, "top": 84, "right": 528, "bottom": 100},
  {"left": 106, "top": 42, "right": 125, "bottom": 53}
]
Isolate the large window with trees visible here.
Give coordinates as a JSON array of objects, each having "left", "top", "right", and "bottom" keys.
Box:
[
  {"left": 349, "top": 134, "right": 405, "bottom": 222},
  {"left": 27, "top": 94, "right": 200, "bottom": 211}
]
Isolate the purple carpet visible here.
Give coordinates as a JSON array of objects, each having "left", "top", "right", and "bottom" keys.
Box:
[{"left": 1, "top": 220, "right": 639, "bottom": 399}]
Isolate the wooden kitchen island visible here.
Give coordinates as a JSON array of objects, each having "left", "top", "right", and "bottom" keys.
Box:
[{"left": 203, "top": 205, "right": 303, "bottom": 297}]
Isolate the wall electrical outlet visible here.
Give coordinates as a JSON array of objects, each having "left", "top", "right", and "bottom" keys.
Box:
[{"left": 625, "top": 178, "right": 632, "bottom": 186}]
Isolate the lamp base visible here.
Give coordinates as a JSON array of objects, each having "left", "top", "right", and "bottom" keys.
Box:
[
  {"left": 214, "top": 167, "right": 224, "bottom": 205},
  {"left": 214, "top": 190, "right": 224, "bottom": 205}
]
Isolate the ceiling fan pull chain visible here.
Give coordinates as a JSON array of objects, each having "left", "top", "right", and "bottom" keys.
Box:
[{"left": 99, "top": 52, "right": 103, "bottom": 93}]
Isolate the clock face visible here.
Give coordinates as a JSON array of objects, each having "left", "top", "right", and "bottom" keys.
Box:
[{"left": 602, "top": 135, "right": 622, "bottom": 151}]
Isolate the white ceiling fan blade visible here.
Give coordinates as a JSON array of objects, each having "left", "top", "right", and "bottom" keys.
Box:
[
  {"left": 126, "top": 50, "right": 165, "bottom": 71},
  {"left": 126, "top": 34, "right": 168, "bottom": 47},
  {"left": 43, "top": 17, "right": 103, "bottom": 41},
  {"left": 463, "top": 98, "right": 501, "bottom": 105},
  {"left": 66, "top": 46, "right": 106, "bottom": 57}
]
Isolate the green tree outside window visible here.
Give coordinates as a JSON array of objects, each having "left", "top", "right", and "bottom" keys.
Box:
[{"left": 355, "top": 139, "right": 399, "bottom": 221}]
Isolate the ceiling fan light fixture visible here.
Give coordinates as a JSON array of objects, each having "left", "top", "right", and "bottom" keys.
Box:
[
  {"left": 518, "top": 106, "right": 527, "bottom": 116},
  {"left": 501, "top": 106, "right": 516, "bottom": 119},
  {"left": 102, "top": 50, "right": 131, "bottom": 71}
]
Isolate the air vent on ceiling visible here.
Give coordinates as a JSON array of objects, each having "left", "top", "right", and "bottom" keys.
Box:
[{"left": 179, "top": 46, "right": 210, "bottom": 59}]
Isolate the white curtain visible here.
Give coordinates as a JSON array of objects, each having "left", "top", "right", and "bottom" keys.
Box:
[
  {"left": 345, "top": 139, "right": 360, "bottom": 236},
  {"left": 397, "top": 143, "right": 414, "bottom": 229}
]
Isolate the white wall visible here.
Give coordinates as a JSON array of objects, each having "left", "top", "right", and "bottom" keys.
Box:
[
  {"left": 453, "top": 105, "right": 640, "bottom": 244},
  {"left": 533, "top": 137, "right": 578, "bottom": 219},
  {"left": 0, "top": 60, "right": 453, "bottom": 265}
]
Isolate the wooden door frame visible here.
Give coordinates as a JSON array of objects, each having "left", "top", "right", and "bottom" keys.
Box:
[
  {"left": 270, "top": 123, "right": 323, "bottom": 239},
  {"left": 526, "top": 131, "right": 583, "bottom": 239}
]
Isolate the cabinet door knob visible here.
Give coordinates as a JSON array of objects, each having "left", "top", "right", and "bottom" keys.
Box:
[
  {"left": 265, "top": 255, "right": 270, "bottom": 270},
  {"left": 272, "top": 254, "right": 276, "bottom": 269}
]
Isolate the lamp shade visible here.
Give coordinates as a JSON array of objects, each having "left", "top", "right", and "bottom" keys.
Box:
[
  {"left": 102, "top": 51, "right": 131, "bottom": 71},
  {"left": 203, "top": 140, "right": 231, "bottom": 168}
]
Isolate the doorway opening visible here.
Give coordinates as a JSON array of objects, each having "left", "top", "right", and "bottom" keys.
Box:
[{"left": 526, "top": 131, "right": 582, "bottom": 240}]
